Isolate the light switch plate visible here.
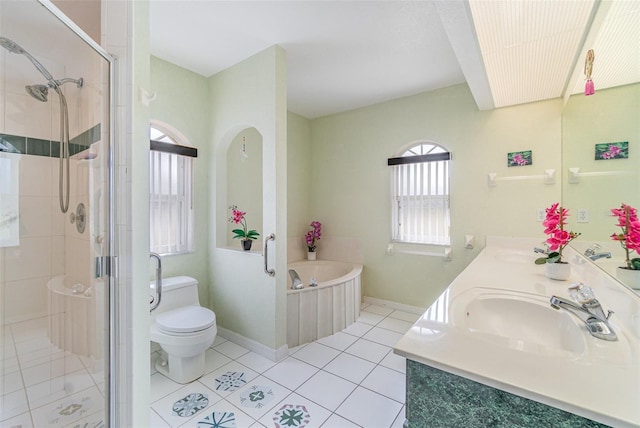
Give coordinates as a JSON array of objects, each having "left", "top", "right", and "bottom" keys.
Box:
[{"left": 577, "top": 209, "right": 589, "bottom": 223}]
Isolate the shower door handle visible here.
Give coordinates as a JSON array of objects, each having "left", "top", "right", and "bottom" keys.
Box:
[{"left": 264, "top": 233, "right": 275, "bottom": 277}]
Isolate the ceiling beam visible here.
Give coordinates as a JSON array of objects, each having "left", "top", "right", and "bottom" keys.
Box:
[{"left": 434, "top": 0, "right": 494, "bottom": 111}]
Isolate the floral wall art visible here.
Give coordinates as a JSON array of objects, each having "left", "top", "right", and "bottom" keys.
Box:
[
  {"left": 507, "top": 150, "right": 532, "bottom": 167},
  {"left": 595, "top": 141, "right": 628, "bottom": 160}
]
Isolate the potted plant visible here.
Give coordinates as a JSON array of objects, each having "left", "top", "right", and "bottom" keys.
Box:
[
  {"left": 535, "top": 203, "right": 580, "bottom": 280},
  {"left": 610, "top": 203, "right": 640, "bottom": 289},
  {"left": 229, "top": 205, "right": 259, "bottom": 251},
  {"left": 305, "top": 221, "right": 322, "bottom": 260}
]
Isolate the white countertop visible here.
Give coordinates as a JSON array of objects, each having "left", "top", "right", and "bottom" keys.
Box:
[{"left": 394, "top": 236, "right": 640, "bottom": 427}]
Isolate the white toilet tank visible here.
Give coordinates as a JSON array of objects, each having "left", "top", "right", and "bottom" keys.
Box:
[{"left": 151, "top": 276, "right": 201, "bottom": 314}]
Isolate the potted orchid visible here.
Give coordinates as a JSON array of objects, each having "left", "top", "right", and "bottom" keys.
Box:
[
  {"left": 229, "top": 205, "right": 259, "bottom": 251},
  {"left": 305, "top": 221, "right": 322, "bottom": 260},
  {"left": 610, "top": 203, "right": 640, "bottom": 289},
  {"left": 535, "top": 203, "right": 580, "bottom": 280}
]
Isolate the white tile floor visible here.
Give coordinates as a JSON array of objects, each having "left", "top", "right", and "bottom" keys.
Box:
[
  {"left": 0, "top": 318, "right": 106, "bottom": 428},
  {"left": 150, "top": 303, "right": 420, "bottom": 428}
]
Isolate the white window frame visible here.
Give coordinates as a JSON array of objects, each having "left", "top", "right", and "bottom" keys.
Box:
[
  {"left": 149, "top": 123, "right": 195, "bottom": 255},
  {"left": 389, "top": 142, "right": 451, "bottom": 245}
]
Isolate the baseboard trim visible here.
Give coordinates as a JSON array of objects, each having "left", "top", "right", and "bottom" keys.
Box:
[
  {"left": 363, "top": 296, "right": 426, "bottom": 315},
  {"left": 217, "top": 326, "right": 288, "bottom": 362}
]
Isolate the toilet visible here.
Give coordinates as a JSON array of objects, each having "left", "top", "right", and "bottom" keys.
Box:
[{"left": 150, "top": 276, "right": 217, "bottom": 384}]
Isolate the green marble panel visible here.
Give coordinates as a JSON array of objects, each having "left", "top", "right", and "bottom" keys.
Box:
[
  {"left": 0, "top": 133, "right": 26, "bottom": 153},
  {"left": 26, "top": 138, "right": 51, "bottom": 156},
  {"left": 1, "top": 124, "right": 101, "bottom": 158},
  {"left": 406, "top": 360, "right": 609, "bottom": 428}
]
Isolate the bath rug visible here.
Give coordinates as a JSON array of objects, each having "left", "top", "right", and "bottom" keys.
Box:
[
  {"left": 239, "top": 385, "right": 275, "bottom": 409},
  {"left": 273, "top": 404, "right": 311, "bottom": 427},
  {"left": 197, "top": 411, "right": 236, "bottom": 428},
  {"left": 172, "top": 393, "right": 209, "bottom": 417},
  {"left": 215, "top": 371, "right": 247, "bottom": 392}
]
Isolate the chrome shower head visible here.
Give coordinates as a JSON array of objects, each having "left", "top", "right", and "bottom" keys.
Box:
[
  {"left": 25, "top": 78, "right": 83, "bottom": 102},
  {"left": 0, "top": 36, "right": 26, "bottom": 54},
  {"left": 25, "top": 84, "right": 49, "bottom": 102}
]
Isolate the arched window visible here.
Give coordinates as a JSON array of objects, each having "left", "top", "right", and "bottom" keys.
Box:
[
  {"left": 149, "top": 123, "right": 197, "bottom": 255},
  {"left": 388, "top": 142, "right": 451, "bottom": 245}
]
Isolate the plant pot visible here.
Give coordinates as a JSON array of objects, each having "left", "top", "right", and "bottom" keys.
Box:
[
  {"left": 545, "top": 262, "right": 571, "bottom": 281},
  {"left": 241, "top": 239, "right": 252, "bottom": 251},
  {"left": 307, "top": 251, "right": 316, "bottom": 261},
  {"left": 616, "top": 267, "right": 640, "bottom": 290}
]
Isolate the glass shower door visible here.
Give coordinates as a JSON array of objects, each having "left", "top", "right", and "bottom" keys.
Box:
[{"left": 0, "top": 1, "right": 113, "bottom": 426}]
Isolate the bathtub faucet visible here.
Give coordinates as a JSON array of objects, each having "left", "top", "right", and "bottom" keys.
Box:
[{"left": 289, "top": 269, "right": 304, "bottom": 290}]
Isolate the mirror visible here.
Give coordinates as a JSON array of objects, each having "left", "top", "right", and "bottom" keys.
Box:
[
  {"left": 563, "top": 84, "right": 640, "bottom": 278},
  {"left": 226, "top": 127, "right": 263, "bottom": 248},
  {"left": 562, "top": 2, "right": 640, "bottom": 292}
]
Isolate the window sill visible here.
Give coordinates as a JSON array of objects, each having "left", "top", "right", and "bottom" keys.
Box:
[
  {"left": 219, "top": 245, "right": 263, "bottom": 255},
  {"left": 152, "top": 250, "right": 195, "bottom": 257},
  {"left": 387, "top": 241, "right": 452, "bottom": 259}
]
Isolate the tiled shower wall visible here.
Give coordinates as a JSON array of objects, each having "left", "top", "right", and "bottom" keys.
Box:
[
  {"left": 0, "top": 125, "right": 99, "bottom": 324},
  {"left": 1, "top": 37, "right": 104, "bottom": 326}
]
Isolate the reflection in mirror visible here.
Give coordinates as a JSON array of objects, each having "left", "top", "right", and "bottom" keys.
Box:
[
  {"left": 563, "top": 84, "right": 640, "bottom": 289},
  {"left": 562, "top": 0, "right": 640, "bottom": 292},
  {"left": 226, "top": 127, "right": 263, "bottom": 248}
]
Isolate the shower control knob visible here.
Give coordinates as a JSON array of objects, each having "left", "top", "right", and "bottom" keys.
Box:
[{"left": 69, "top": 203, "right": 86, "bottom": 234}]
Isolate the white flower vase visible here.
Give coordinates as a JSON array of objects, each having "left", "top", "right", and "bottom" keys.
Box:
[
  {"left": 616, "top": 267, "right": 640, "bottom": 290},
  {"left": 307, "top": 251, "right": 316, "bottom": 261},
  {"left": 545, "top": 262, "right": 571, "bottom": 281}
]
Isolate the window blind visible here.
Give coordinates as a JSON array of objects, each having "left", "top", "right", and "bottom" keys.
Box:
[
  {"left": 149, "top": 150, "right": 194, "bottom": 254},
  {"left": 390, "top": 157, "right": 450, "bottom": 245}
]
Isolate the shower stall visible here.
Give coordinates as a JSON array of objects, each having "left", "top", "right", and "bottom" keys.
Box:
[{"left": 0, "top": 1, "right": 114, "bottom": 426}]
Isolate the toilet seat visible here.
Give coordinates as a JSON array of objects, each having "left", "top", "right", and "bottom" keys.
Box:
[{"left": 156, "top": 306, "right": 216, "bottom": 333}]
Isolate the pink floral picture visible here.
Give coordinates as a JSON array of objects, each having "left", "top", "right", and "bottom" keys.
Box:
[
  {"left": 507, "top": 150, "right": 532, "bottom": 167},
  {"left": 595, "top": 141, "right": 628, "bottom": 160}
]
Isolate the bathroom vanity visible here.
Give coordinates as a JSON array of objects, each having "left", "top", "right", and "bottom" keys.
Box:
[{"left": 394, "top": 237, "right": 640, "bottom": 428}]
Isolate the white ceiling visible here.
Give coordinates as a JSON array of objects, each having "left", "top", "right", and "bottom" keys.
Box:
[{"left": 149, "top": 0, "right": 640, "bottom": 119}]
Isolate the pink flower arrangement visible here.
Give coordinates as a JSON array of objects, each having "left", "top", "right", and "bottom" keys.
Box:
[
  {"left": 229, "top": 205, "right": 259, "bottom": 240},
  {"left": 305, "top": 221, "right": 322, "bottom": 252},
  {"left": 535, "top": 203, "right": 580, "bottom": 265},
  {"left": 610, "top": 203, "right": 640, "bottom": 270}
]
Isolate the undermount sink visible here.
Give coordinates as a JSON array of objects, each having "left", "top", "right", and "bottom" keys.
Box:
[{"left": 451, "top": 288, "right": 587, "bottom": 357}]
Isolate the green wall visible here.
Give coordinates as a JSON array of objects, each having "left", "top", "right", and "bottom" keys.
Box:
[
  {"left": 226, "top": 128, "right": 263, "bottom": 247},
  {"left": 207, "top": 46, "right": 288, "bottom": 350},
  {"left": 287, "top": 111, "right": 312, "bottom": 239},
  {"left": 150, "top": 54, "right": 566, "bottom": 341},
  {"left": 150, "top": 56, "right": 211, "bottom": 306},
  {"left": 309, "top": 84, "right": 563, "bottom": 308}
]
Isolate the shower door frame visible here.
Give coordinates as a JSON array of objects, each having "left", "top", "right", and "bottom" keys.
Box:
[{"left": 38, "top": 1, "right": 118, "bottom": 425}]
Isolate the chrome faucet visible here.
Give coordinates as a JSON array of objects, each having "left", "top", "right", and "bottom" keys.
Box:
[
  {"left": 549, "top": 283, "right": 617, "bottom": 341},
  {"left": 533, "top": 246, "right": 549, "bottom": 255},
  {"left": 588, "top": 252, "right": 612, "bottom": 261},
  {"left": 288, "top": 269, "right": 304, "bottom": 290},
  {"left": 584, "top": 243, "right": 601, "bottom": 258}
]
